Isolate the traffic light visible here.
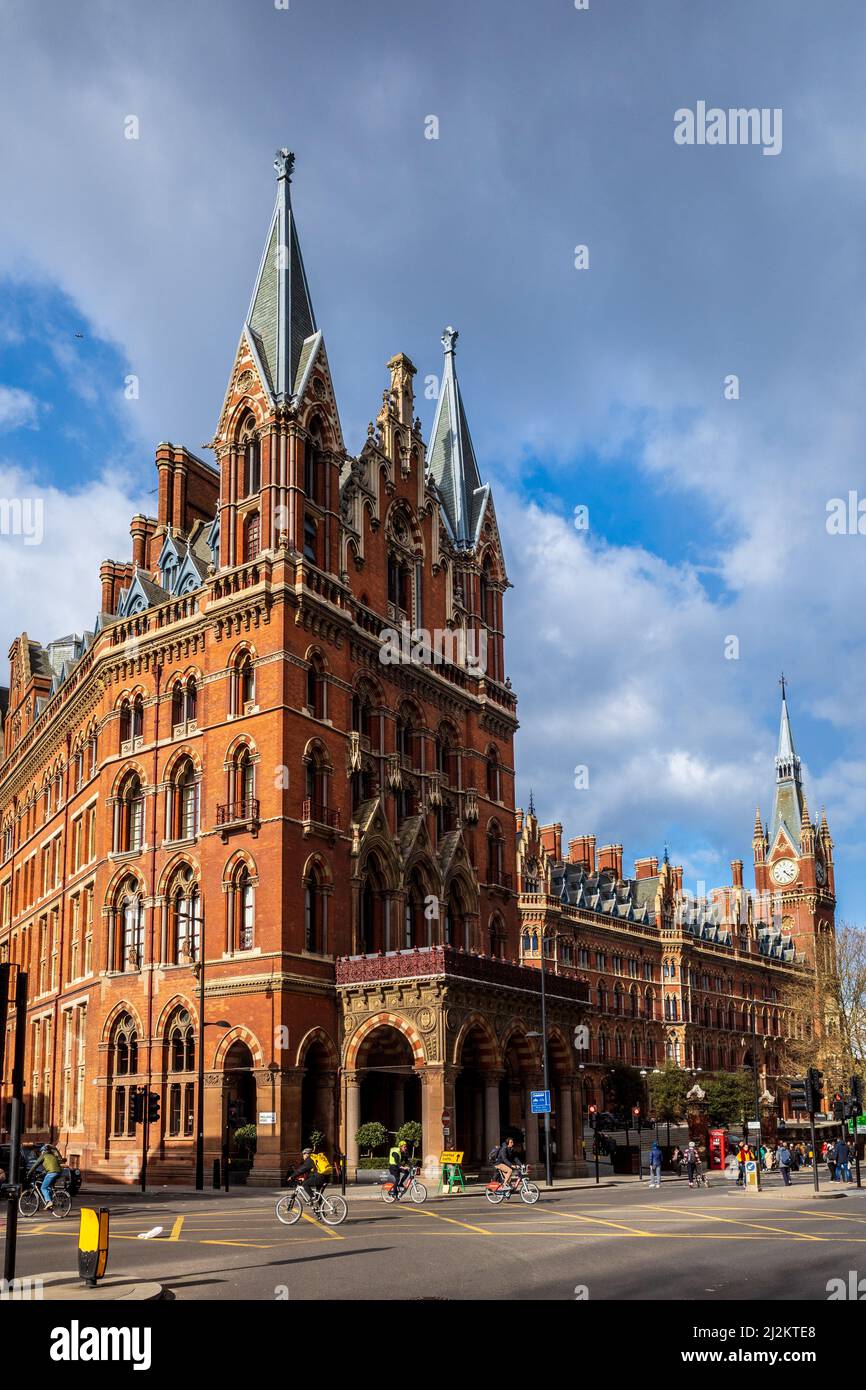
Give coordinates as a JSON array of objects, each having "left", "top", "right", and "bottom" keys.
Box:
[
  {"left": 632, "top": 1106, "right": 640, "bottom": 1117},
  {"left": 833, "top": 1092, "right": 845, "bottom": 1122},
  {"left": 852, "top": 1074, "right": 864, "bottom": 1113},
  {"left": 131, "top": 1087, "right": 145, "bottom": 1124},
  {"left": 788, "top": 1077, "right": 809, "bottom": 1112},
  {"left": 147, "top": 1090, "right": 160, "bottom": 1124},
  {"left": 807, "top": 1067, "right": 824, "bottom": 1113},
  {"left": 588, "top": 1103, "right": 597, "bottom": 1128}
]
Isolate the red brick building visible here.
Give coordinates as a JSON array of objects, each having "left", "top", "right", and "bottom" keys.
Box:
[
  {"left": 515, "top": 688, "right": 836, "bottom": 1120},
  {"left": 0, "top": 151, "right": 589, "bottom": 1183}
]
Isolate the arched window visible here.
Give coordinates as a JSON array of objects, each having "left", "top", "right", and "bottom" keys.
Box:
[
  {"left": 387, "top": 552, "right": 412, "bottom": 615},
  {"left": 171, "top": 677, "right": 197, "bottom": 730},
  {"left": 486, "top": 746, "right": 501, "bottom": 802},
  {"left": 304, "top": 863, "right": 327, "bottom": 954},
  {"left": 305, "top": 418, "right": 324, "bottom": 504},
  {"left": 358, "top": 856, "right": 387, "bottom": 954},
  {"left": 240, "top": 417, "right": 260, "bottom": 496},
  {"left": 489, "top": 914, "right": 506, "bottom": 959},
  {"left": 111, "top": 880, "right": 144, "bottom": 972},
  {"left": 404, "top": 872, "right": 429, "bottom": 950},
  {"left": 244, "top": 511, "right": 261, "bottom": 563},
  {"left": 167, "top": 757, "right": 199, "bottom": 842},
  {"left": 444, "top": 881, "right": 466, "bottom": 949},
  {"left": 119, "top": 700, "right": 131, "bottom": 745},
  {"left": 233, "top": 652, "right": 255, "bottom": 714},
  {"left": 306, "top": 653, "right": 325, "bottom": 719},
  {"left": 303, "top": 744, "right": 330, "bottom": 824},
  {"left": 227, "top": 744, "right": 256, "bottom": 819},
  {"left": 228, "top": 864, "right": 255, "bottom": 952},
  {"left": 166, "top": 1009, "right": 196, "bottom": 1137},
  {"left": 132, "top": 696, "right": 144, "bottom": 741},
  {"left": 303, "top": 514, "right": 318, "bottom": 564},
  {"left": 169, "top": 867, "right": 201, "bottom": 963},
  {"left": 115, "top": 771, "right": 144, "bottom": 853},
  {"left": 486, "top": 821, "right": 505, "bottom": 887},
  {"left": 110, "top": 1014, "right": 140, "bottom": 1136}
]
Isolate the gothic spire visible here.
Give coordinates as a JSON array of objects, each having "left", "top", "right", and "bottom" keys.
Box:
[
  {"left": 427, "top": 327, "right": 486, "bottom": 548},
  {"left": 771, "top": 681, "right": 804, "bottom": 851},
  {"left": 245, "top": 150, "right": 317, "bottom": 404}
]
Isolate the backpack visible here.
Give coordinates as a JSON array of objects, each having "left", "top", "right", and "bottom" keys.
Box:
[
  {"left": 488, "top": 1146, "right": 500, "bottom": 1163},
  {"left": 311, "top": 1152, "right": 332, "bottom": 1175}
]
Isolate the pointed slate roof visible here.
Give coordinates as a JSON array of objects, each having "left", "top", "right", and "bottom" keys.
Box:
[
  {"left": 771, "top": 688, "right": 804, "bottom": 851},
  {"left": 427, "top": 327, "right": 486, "bottom": 548},
  {"left": 245, "top": 150, "right": 317, "bottom": 403}
]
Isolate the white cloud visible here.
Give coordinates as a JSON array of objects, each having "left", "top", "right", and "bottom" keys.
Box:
[{"left": 0, "top": 386, "right": 39, "bottom": 431}]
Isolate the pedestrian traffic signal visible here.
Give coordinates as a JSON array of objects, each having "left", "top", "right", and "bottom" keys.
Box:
[
  {"left": 852, "top": 1074, "right": 864, "bottom": 1113},
  {"left": 807, "top": 1067, "right": 824, "bottom": 1112},
  {"left": 833, "top": 1093, "right": 845, "bottom": 1122},
  {"left": 588, "top": 1104, "right": 597, "bottom": 1128},
  {"left": 131, "top": 1087, "right": 145, "bottom": 1124},
  {"left": 788, "top": 1077, "right": 809, "bottom": 1112},
  {"left": 632, "top": 1106, "right": 640, "bottom": 1118},
  {"left": 147, "top": 1091, "right": 160, "bottom": 1124}
]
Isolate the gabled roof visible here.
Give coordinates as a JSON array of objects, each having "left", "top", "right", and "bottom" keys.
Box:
[
  {"left": 245, "top": 149, "right": 317, "bottom": 403},
  {"left": 427, "top": 327, "right": 486, "bottom": 548},
  {"left": 117, "top": 570, "right": 169, "bottom": 618}
]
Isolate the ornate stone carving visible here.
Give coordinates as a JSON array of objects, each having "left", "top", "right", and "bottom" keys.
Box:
[{"left": 417, "top": 1005, "right": 435, "bottom": 1032}]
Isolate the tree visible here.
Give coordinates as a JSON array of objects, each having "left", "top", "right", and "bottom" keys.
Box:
[
  {"left": 703, "top": 1072, "right": 752, "bottom": 1128},
  {"left": 648, "top": 1063, "right": 689, "bottom": 1123},
  {"left": 355, "top": 1121, "right": 388, "bottom": 1157},
  {"left": 396, "top": 1120, "right": 423, "bottom": 1153}
]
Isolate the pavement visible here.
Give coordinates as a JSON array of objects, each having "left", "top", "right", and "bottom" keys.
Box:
[{"left": 4, "top": 1170, "right": 866, "bottom": 1301}]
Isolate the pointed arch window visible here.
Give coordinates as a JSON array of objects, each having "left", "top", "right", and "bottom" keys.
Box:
[
  {"left": 304, "top": 863, "right": 328, "bottom": 954},
  {"left": 240, "top": 418, "right": 260, "bottom": 497},
  {"left": 167, "top": 757, "right": 199, "bottom": 842},
  {"left": 169, "top": 867, "right": 201, "bottom": 963},
  {"left": 228, "top": 864, "right": 255, "bottom": 952},
  {"left": 244, "top": 511, "right": 261, "bottom": 563},
  {"left": 110, "top": 881, "right": 144, "bottom": 972},
  {"left": 486, "top": 746, "right": 501, "bottom": 802},
  {"left": 303, "top": 514, "right": 318, "bottom": 565},
  {"left": 233, "top": 652, "right": 256, "bottom": 714},
  {"left": 306, "top": 653, "right": 326, "bottom": 719},
  {"left": 115, "top": 772, "right": 144, "bottom": 853},
  {"left": 305, "top": 418, "right": 324, "bottom": 505}
]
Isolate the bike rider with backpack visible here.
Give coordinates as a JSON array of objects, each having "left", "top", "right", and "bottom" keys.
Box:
[
  {"left": 286, "top": 1147, "right": 331, "bottom": 1216},
  {"left": 388, "top": 1139, "right": 411, "bottom": 1197},
  {"left": 491, "top": 1136, "right": 516, "bottom": 1192}
]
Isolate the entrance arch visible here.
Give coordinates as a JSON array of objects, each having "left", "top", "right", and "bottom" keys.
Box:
[
  {"left": 355, "top": 1023, "right": 422, "bottom": 1139},
  {"left": 299, "top": 1032, "right": 338, "bottom": 1151},
  {"left": 223, "top": 1039, "right": 257, "bottom": 1163},
  {"left": 454, "top": 1018, "right": 500, "bottom": 1164}
]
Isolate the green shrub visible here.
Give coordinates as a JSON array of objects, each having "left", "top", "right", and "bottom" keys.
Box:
[
  {"left": 396, "top": 1121, "right": 423, "bottom": 1152},
  {"left": 355, "top": 1121, "right": 389, "bottom": 1156}
]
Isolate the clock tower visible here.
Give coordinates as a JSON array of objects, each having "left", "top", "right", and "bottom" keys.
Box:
[{"left": 753, "top": 680, "right": 835, "bottom": 967}]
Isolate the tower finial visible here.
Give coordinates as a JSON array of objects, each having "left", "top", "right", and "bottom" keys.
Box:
[
  {"left": 274, "top": 148, "right": 295, "bottom": 181},
  {"left": 528, "top": 787, "right": 535, "bottom": 817},
  {"left": 441, "top": 325, "right": 458, "bottom": 354}
]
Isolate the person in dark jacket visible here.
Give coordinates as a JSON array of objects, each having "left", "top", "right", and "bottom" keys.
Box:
[
  {"left": 494, "top": 1137, "right": 517, "bottom": 1191},
  {"left": 286, "top": 1148, "right": 326, "bottom": 1214},
  {"left": 649, "top": 1140, "right": 663, "bottom": 1189},
  {"left": 777, "top": 1143, "right": 793, "bottom": 1186}
]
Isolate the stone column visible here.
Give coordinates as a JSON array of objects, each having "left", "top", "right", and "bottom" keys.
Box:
[
  {"left": 484, "top": 1070, "right": 505, "bottom": 1156},
  {"left": 472, "top": 1088, "right": 484, "bottom": 1162},
  {"left": 345, "top": 1073, "right": 361, "bottom": 1176},
  {"left": 558, "top": 1083, "right": 578, "bottom": 1177}
]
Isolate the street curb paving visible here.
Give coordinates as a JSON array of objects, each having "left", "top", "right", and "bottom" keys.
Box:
[{"left": 31, "top": 1271, "right": 165, "bottom": 1301}]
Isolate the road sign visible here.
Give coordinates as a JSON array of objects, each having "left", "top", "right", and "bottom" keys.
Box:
[
  {"left": 258, "top": 1111, "right": 276, "bottom": 1125},
  {"left": 530, "top": 1090, "right": 551, "bottom": 1114},
  {"left": 441, "top": 1109, "right": 451, "bottom": 1124}
]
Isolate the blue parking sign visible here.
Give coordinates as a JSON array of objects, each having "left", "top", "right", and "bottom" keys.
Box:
[{"left": 530, "top": 1090, "right": 551, "bottom": 1114}]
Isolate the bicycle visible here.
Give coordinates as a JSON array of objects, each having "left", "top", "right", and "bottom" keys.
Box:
[
  {"left": 485, "top": 1162, "right": 539, "bottom": 1206},
  {"left": 275, "top": 1181, "right": 347, "bottom": 1227},
  {"left": 381, "top": 1165, "right": 427, "bottom": 1204},
  {"left": 18, "top": 1178, "right": 71, "bottom": 1219}
]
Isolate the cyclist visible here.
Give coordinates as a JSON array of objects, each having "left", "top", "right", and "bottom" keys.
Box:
[
  {"left": 493, "top": 1136, "right": 517, "bottom": 1193},
  {"left": 286, "top": 1147, "right": 327, "bottom": 1217},
  {"left": 36, "top": 1144, "right": 62, "bottom": 1210},
  {"left": 388, "top": 1140, "right": 411, "bottom": 1198}
]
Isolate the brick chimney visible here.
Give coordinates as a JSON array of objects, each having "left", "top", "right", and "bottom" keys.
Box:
[
  {"left": 540, "top": 822, "right": 562, "bottom": 862},
  {"left": 567, "top": 834, "right": 596, "bottom": 872},
  {"left": 598, "top": 844, "right": 623, "bottom": 879},
  {"left": 634, "top": 856, "right": 659, "bottom": 880},
  {"left": 731, "top": 859, "right": 744, "bottom": 888},
  {"left": 672, "top": 865, "right": 683, "bottom": 893}
]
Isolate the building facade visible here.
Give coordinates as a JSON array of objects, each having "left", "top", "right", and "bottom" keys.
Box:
[
  {"left": 516, "top": 690, "right": 836, "bottom": 1120},
  {"left": 0, "top": 151, "right": 589, "bottom": 1183}
]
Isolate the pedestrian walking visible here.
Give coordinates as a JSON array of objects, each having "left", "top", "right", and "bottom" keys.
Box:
[
  {"left": 827, "top": 1143, "right": 837, "bottom": 1183},
  {"left": 777, "top": 1142, "right": 793, "bottom": 1187},
  {"left": 686, "top": 1141, "right": 699, "bottom": 1187},
  {"left": 835, "top": 1137, "right": 851, "bottom": 1184},
  {"left": 649, "top": 1139, "right": 663, "bottom": 1189},
  {"left": 736, "top": 1140, "right": 749, "bottom": 1187}
]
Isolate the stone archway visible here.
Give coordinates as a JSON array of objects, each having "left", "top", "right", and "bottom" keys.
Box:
[
  {"left": 223, "top": 1039, "right": 257, "bottom": 1175},
  {"left": 454, "top": 1018, "right": 500, "bottom": 1164},
  {"left": 299, "top": 1032, "right": 338, "bottom": 1152},
  {"left": 501, "top": 1029, "right": 540, "bottom": 1162}
]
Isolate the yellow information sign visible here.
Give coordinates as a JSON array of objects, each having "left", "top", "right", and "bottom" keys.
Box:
[
  {"left": 439, "top": 1151, "right": 464, "bottom": 1165},
  {"left": 78, "top": 1206, "right": 110, "bottom": 1286}
]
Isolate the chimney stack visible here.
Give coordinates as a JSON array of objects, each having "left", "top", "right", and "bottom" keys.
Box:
[{"left": 567, "top": 835, "right": 596, "bottom": 873}]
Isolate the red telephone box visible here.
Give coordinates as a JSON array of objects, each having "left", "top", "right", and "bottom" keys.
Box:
[{"left": 708, "top": 1129, "right": 728, "bottom": 1170}]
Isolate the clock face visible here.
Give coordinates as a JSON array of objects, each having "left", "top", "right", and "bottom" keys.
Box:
[
  {"left": 771, "top": 857, "right": 798, "bottom": 886},
  {"left": 815, "top": 860, "right": 826, "bottom": 886}
]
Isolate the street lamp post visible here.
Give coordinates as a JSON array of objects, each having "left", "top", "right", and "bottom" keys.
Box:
[{"left": 527, "top": 936, "right": 553, "bottom": 1188}]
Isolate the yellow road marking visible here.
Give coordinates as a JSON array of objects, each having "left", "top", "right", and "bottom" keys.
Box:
[
  {"left": 200, "top": 1239, "right": 277, "bottom": 1249},
  {"left": 399, "top": 1204, "right": 492, "bottom": 1236},
  {"left": 555, "top": 1210, "right": 656, "bottom": 1237},
  {"left": 166, "top": 1216, "right": 184, "bottom": 1241},
  {"left": 663, "top": 1204, "right": 825, "bottom": 1242}
]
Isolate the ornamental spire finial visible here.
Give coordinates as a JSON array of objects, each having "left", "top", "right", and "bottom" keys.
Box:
[
  {"left": 274, "top": 148, "right": 295, "bottom": 181},
  {"left": 441, "top": 325, "right": 458, "bottom": 354}
]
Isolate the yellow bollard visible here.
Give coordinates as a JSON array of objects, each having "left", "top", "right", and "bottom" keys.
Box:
[{"left": 78, "top": 1206, "right": 110, "bottom": 1286}]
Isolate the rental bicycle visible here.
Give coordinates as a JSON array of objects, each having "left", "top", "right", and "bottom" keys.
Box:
[
  {"left": 485, "top": 1162, "right": 539, "bottom": 1206},
  {"left": 275, "top": 1181, "right": 347, "bottom": 1227},
  {"left": 18, "top": 1179, "right": 71, "bottom": 1219},
  {"left": 381, "top": 1165, "right": 427, "bottom": 1204}
]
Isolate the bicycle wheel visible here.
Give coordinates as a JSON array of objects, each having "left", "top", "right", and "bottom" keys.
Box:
[
  {"left": 18, "top": 1188, "right": 39, "bottom": 1218},
  {"left": 51, "top": 1187, "right": 72, "bottom": 1218},
  {"left": 410, "top": 1182, "right": 427, "bottom": 1204},
  {"left": 485, "top": 1185, "right": 505, "bottom": 1205},
  {"left": 520, "top": 1181, "right": 540, "bottom": 1205},
  {"left": 319, "top": 1194, "right": 348, "bottom": 1226},
  {"left": 381, "top": 1184, "right": 397, "bottom": 1204},
  {"left": 275, "top": 1193, "right": 302, "bottom": 1226}
]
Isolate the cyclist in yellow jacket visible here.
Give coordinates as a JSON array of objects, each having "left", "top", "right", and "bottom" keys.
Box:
[{"left": 388, "top": 1140, "right": 411, "bottom": 1198}]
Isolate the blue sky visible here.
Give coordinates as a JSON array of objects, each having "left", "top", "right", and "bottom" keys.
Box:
[{"left": 1, "top": 0, "right": 866, "bottom": 918}]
